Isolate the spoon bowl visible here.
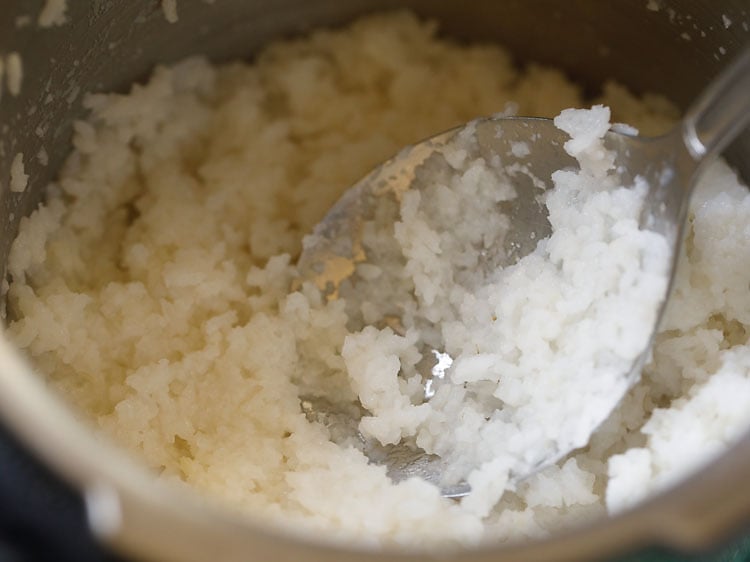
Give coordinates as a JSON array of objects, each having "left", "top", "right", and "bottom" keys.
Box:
[{"left": 297, "top": 47, "right": 750, "bottom": 498}]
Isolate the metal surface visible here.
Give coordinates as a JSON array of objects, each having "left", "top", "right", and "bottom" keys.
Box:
[
  {"left": 297, "top": 119, "right": 580, "bottom": 497},
  {"left": 0, "top": 1, "right": 748, "bottom": 562}
]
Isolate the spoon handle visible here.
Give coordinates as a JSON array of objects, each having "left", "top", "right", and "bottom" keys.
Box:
[{"left": 681, "top": 47, "right": 750, "bottom": 161}]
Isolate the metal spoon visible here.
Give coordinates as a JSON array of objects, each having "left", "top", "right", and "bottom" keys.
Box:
[{"left": 297, "top": 47, "right": 750, "bottom": 498}]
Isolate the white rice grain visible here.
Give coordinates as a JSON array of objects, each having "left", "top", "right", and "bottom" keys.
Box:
[
  {"left": 38, "top": 0, "right": 68, "bottom": 27},
  {"left": 6, "top": 52, "right": 23, "bottom": 97},
  {"left": 10, "top": 153, "right": 28, "bottom": 193}
]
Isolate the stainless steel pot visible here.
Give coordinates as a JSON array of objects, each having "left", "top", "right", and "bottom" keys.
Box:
[{"left": 0, "top": 1, "right": 749, "bottom": 561}]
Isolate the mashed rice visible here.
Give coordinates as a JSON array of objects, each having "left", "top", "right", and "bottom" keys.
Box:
[{"left": 5, "top": 11, "right": 750, "bottom": 546}]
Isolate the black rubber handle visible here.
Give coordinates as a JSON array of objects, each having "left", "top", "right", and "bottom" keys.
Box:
[{"left": 0, "top": 423, "right": 122, "bottom": 562}]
